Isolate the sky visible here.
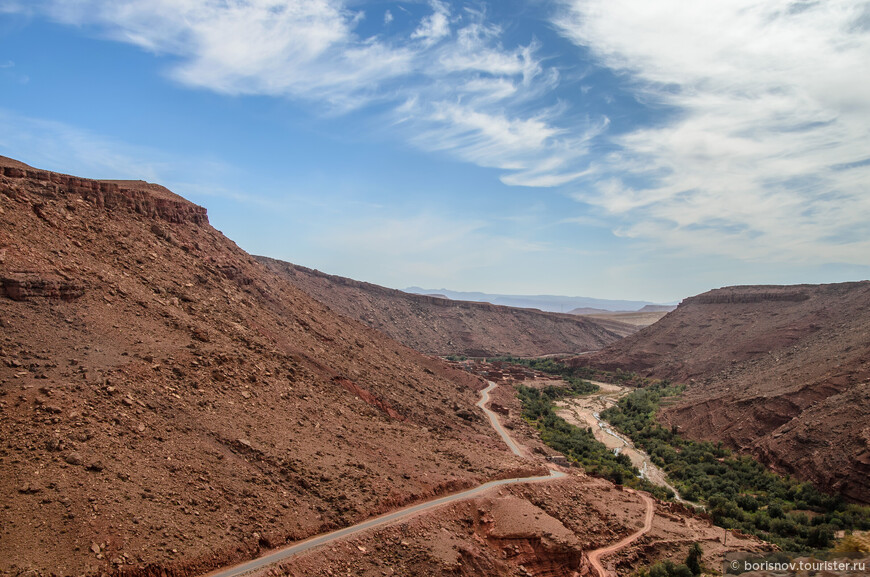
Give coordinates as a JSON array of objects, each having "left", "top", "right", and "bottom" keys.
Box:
[{"left": 1, "top": 0, "right": 869, "bottom": 303}]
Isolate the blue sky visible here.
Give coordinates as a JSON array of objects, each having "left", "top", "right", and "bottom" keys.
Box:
[{"left": 1, "top": 0, "right": 869, "bottom": 303}]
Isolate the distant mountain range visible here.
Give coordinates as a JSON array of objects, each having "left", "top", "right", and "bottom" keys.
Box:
[{"left": 404, "top": 287, "right": 673, "bottom": 313}]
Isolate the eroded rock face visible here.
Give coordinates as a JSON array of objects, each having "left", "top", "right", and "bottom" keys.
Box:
[
  {"left": 1, "top": 272, "right": 84, "bottom": 301},
  {"left": 0, "top": 165, "right": 208, "bottom": 225},
  {"left": 572, "top": 283, "right": 870, "bottom": 503},
  {"left": 479, "top": 497, "right": 586, "bottom": 577}
]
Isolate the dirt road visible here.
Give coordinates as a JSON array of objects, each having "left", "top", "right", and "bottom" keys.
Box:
[
  {"left": 204, "top": 380, "right": 663, "bottom": 577},
  {"left": 587, "top": 491, "right": 655, "bottom": 577},
  {"left": 477, "top": 380, "right": 525, "bottom": 457}
]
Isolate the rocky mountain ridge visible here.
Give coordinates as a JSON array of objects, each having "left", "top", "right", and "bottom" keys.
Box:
[{"left": 258, "top": 258, "right": 635, "bottom": 356}]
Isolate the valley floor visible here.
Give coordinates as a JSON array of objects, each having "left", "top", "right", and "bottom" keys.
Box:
[{"left": 555, "top": 382, "right": 687, "bottom": 504}]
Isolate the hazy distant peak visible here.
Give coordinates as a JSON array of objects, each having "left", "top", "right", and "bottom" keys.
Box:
[{"left": 403, "top": 287, "right": 668, "bottom": 313}]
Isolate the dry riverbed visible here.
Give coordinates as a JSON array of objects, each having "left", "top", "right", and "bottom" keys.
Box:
[{"left": 555, "top": 382, "right": 687, "bottom": 502}]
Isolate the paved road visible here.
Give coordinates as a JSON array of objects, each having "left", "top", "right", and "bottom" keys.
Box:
[
  {"left": 203, "top": 382, "right": 564, "bottom": 577},
  {"left": 587, "top": 492, "right": 655, "bottom": 577}
]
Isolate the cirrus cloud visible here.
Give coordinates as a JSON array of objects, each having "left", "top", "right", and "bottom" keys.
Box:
[
  {"left": 23, "top": 0, "right": 870, "bottom": 272},
  {"left": 34, "top": 0, "right": 588, "bottom": 186},
  {"left": 555, "top": 0, "right": 870, "bottom": 265}
]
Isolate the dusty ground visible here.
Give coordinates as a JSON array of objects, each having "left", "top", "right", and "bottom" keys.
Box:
[
  {"left": 573, "top": 284, "right": 870, "bottom": 503},
  {"left": 263, "top": 474, "right": 769, "bottom": 577}
]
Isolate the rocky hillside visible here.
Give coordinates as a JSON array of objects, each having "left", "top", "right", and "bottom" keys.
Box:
[
  {"left": 256, "top": 258, "right": 632, "bottom": 357},
  {"left": 0, "top": 157, "right": 542, "bottom": 576},
  {"left": 571, "top": 284, "right": 870, "bottom": 503}
]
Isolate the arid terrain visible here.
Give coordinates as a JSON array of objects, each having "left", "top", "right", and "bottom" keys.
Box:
[
  {"left": 0, "top": 157, "right": 534, "bottom": 576},
  {"left": 235, "top": 366, "right": 770, "bottom": 577},
  {"left": 0, "top": 158, "right": 772, "bottom": 577},
  {"left": 572, "top": 284, "right": 870, "bottom": 503},
  {"left": 257, "top": 258, "right": 633, "bottom": 357}
]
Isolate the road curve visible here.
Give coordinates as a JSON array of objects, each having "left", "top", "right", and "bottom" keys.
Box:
[
  {"left": 476, "top": 381, "right": 524, "bottom": 457},
  {"left": 587, "top": 492, "right": 655, "bottom": 577},
  {"left": 203, "top": 382, "right": 563, "bottom": 577}
]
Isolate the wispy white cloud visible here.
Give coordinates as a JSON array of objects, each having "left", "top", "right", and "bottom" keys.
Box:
[
  {"left": 436, "top": 22, "right": 540, "bottom": 83},
  {"left": 411, "top": 0, "right": 451, "bottom": 46},
  {"left": 29, "top": 0, "right": 870, "bottom": 272},
  {"left": 556, "top": 0, "right": 870, "bottom": 266},
  {"left": 31, "top": 0, "right": 593, "bottom": 188},
  {"left": 41, "top": 0, "right": 414, "bottom": 111},
  {"left": 397, "top": 97, "right": 606, "bottom": 187}
]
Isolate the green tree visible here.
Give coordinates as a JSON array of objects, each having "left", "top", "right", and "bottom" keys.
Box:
[{"left": 685, "top": 542, "right": 703, "bottom": 576}]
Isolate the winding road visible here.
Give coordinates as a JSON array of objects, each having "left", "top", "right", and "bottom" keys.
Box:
[
  {"left": 204, "top": 379, "right": 656, "bottom": 577},
  {"left": 203, "top": 382, "right": 563, "bottom": 577},
  {"left": 476, "top": 381, "right": 524, "bottom": 457},
  {"left": 587, "top": 492, "right": 655, "bottom": 577}
]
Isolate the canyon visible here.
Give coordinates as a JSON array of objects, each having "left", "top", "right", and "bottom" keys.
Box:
[{"left": 0, "top": 157, "right": 768, "bottom": 577}]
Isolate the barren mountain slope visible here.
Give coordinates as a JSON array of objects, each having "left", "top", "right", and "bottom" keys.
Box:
[
  {"left": 0, "top": 157, "right": 539, "bottom": 577},
  {"left": 256, "top": 258, "right": 631, "bottom": 357},
  {"left": 571, "top": 284, "right": 870, "bottom": 503}
]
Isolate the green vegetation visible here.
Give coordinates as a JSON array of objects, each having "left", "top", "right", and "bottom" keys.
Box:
[
  {"left": 601, "top": 381, "right": 870, "bottom": 551},
  {"left": 516, "top": 383, "right": 674, "bottom": 500},
  {"left": 634, "top": 560, "right": 694, "bottom": 577},
  {"left": 502, "top": 356, "right": 870, "bottom": 552},
  {"left": 632, "top": 543, "right": 703, "bottom": 577},
  {"left": 685, "top": 542, "right": 703, "bottom": 576}
]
